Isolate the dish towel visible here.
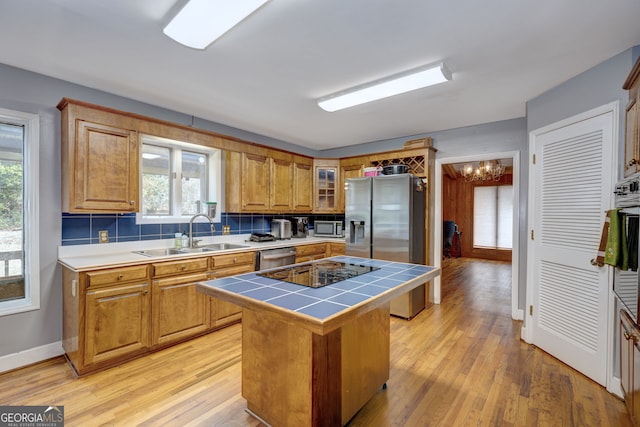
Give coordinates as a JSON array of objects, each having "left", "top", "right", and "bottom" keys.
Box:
[
  {"left": 604, "top": 208, "right": 621, "bottom": 267},
  {"left": 593, "top": 210, "right": 612, "bottom": 267}
]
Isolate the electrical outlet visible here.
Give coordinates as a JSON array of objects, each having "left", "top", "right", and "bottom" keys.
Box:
[{"left": 98, "top": 230, "right": 109, "bottom": 243}]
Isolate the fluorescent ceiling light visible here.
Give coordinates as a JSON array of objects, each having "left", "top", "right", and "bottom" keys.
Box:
[
  {"left": 163, "top": 0, "right": 269, "bottom": 50},
  {"left": 318, "top": 62, "right": 452, "bottom": 112}
]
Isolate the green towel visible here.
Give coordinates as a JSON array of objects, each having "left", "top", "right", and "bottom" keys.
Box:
[{"left": 604, "top": 208, "right": 621, "bottom": 267}]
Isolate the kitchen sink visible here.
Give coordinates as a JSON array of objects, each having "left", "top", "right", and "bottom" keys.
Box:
[
  {"left": 133, "top": 243, "right": 250, "bottom": 257},
  {"left": 133, "top": 248, "right": 186, "bottom": 257},
  {"left": 197, "top": 243, "right": 249, "bottom": 250}
]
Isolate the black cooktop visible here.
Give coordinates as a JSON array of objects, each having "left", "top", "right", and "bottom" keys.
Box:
[{"left": 257, "top": 261, "right": 380, "bottom": 288}]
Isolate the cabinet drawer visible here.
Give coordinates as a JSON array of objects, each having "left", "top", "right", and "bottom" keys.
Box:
[
  {"left": 152, "top": 257, "right": 209, "bottom": 278},
  {"left": 296, "top": 244, "right": 327, "bottom": 257},
  {"left": 87, "top": 265, "right": 148, "bottom": 288},
  {"left": 209, "top": 263, "right": 255, "bottom": 279},
  {"left": 212, "top": 251, "right": 255, "bottom": 269}
]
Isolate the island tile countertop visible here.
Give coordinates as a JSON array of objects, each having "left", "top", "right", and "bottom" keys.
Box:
[{"left": 197, "top": 256, "right": 440, "bottom": 335}]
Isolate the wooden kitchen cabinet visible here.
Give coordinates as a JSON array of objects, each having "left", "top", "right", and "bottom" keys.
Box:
[
  {"left": 85, "top": 281, "right": 151, "bottom": 366},
  {"left": 313, "top": 159, "right": 340, "bottom": 213},
  {"left": 270, "top": 155, "right": 294, "bottom": 211},
  {"left": 209, "top": 251, "right": 256, "bottom": 327},
  {"left": 620, "top": 309, "right": 640, "bottom": 426},
  {"left": 340, "top": 161, "right": 365, "bottom": 212},
  {"left": 72, "top": 264, "right": 151, "bottom": 374},
  {"left": 151, "top": 258, "right": 211, "bottom": 347},
  {"left": 328, "top": 242, "right": 346, "bottom": 257},
  {"left": 295, "top": 243, "right": 327, "bottom": 263},
  {"left": 241, "top": 152, "right": 271, "bottom": 211},
  {"left": 624, "top": 57, "right": 640, "bottom": 178},
  {"left": 293, "top": 156, "right": 313, "bottom": 212},
  {"left": 58, "top": 99, "right": 139, "bottom": 213},
  {"left": 226, "top": 150, "right": 313, "bottom": 213}
]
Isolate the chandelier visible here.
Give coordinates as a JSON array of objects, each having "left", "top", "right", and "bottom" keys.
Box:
[{"left": 460, "top": 160, "right": 505, "bottom": 182}]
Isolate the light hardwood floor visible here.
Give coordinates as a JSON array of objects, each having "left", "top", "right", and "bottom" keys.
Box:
[{"left": 0, "top": 258, "right": 631, "bottom": 426}]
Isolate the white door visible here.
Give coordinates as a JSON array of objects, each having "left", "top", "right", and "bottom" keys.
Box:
[{"left": 527, "top": 103, "right": 616, "bottom": 386}]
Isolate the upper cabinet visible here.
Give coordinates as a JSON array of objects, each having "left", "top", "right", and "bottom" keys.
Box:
[
  {"left": 226, "top": 150, "right": 313, "bottom": 213},
  {"left": 624, "top": 57, "right": 640, "bottom": 178},
  {"left": 58, "top": 100, "right": 139, "bottom": 213},
  {"left": 292, "top": 156, "right": 313, "bottom": 212},
  {"left": 313, "top": 159, "right": 340, "bottom": 213}
]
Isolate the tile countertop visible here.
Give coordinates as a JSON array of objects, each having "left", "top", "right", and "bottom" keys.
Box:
[
  {"left": 58, "top": 234, "right": 346, "bottom": 271},
  {"left": 197, "top": 256, "right": 441, "bottom": 336}
]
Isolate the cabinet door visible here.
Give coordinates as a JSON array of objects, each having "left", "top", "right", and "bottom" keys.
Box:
[
  {"left": 621, "top": 314, "right": 633, "bottom": 407},
  {"left": 74, "top": 120, "right": 139, "bottom": 212},
  {"left": 270, "top": 157, "right": 293, "bottom": 211},
  {"left": 210, "top": 261, "right": 254, "bottom": 327},
  {"left": 85, "top": 282, "right": 150, "bottom": 366},
  {"left": 241, "top": 153, "right": 270, "bottom": 211},
  {"left": 293, "top": 161, "right": 313, "bottom": 212},
  {"left": 152, "top": 273, "right": 210, "bottom": 346},
  {"left": 625, "top": 99, "right": 639, "bottom": 178},
  {"left": 314, "top": 164, "right": 338, "bottom": 212}
]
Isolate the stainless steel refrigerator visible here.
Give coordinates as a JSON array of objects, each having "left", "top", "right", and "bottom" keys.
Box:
[{"left": 345, "top": 174, "right": 426, "bottom": 319}]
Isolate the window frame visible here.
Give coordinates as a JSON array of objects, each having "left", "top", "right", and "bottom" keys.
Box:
[
  {"left": 137, "top": 135, "right": 221, "bottom": 225},
  {"left": 0, "top": 108, "right": 40, "bottom": 316}
]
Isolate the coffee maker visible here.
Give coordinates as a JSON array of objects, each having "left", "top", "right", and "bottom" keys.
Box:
[{"left": 291, "top": 217, "right": 309, "bottom": 238}]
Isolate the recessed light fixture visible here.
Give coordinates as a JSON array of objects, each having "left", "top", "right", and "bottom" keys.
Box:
[
  {"left": 317, "top": 62, "right": 452, "bottom": 112},
  {"left": 163, "top": 0, "right": 269, "bottom": 50}
]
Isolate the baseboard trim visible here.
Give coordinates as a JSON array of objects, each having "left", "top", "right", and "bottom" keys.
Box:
[{"left": 0, "top": 341, "right": 64, "bottom": 374}]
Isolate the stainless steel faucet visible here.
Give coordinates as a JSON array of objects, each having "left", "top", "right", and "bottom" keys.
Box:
[{"left": 188, "top": 214, "right": 216, "bottom": 248}]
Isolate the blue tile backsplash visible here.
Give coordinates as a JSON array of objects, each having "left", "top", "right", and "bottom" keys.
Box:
[{"left": 61, "top": 212, "right": 345, "bottom": 246}]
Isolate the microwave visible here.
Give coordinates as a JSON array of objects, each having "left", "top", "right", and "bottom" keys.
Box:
[{"left": 314, "top": 220, "right": 344, "bottom": 238}]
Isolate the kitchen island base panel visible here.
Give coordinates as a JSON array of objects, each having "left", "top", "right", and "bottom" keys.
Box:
[{"left": 242, "top": 305, "right": 390, "bottom": 427}]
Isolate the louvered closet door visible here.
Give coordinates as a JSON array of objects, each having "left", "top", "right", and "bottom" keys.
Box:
[{"left": 529, "top": 107, "right": 615, "bottom": 386}]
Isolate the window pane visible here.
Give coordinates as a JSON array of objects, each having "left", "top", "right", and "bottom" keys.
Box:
[
  {"left": 473, "top": 186, "right": 497, "bottom": 248},
  {"left": 181, "top": 151, "right": 207, "bottom": 215},
  {"left": 497, "top": 186, "right": 513, "bottom": 249},
  {"left": 142, "top": 145, "right": 171, "bottom": 216},
  {"left": 0, "top": 123, "right": 25, "bottom": 302}
]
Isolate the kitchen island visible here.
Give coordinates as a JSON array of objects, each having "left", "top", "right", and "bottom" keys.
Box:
[{"left": 196, "top": 256, "right": 440, "bottom": 427}]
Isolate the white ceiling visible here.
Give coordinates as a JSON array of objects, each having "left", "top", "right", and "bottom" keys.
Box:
[{"left": 1, "top": 0, "right": 640, "bottom": 151}]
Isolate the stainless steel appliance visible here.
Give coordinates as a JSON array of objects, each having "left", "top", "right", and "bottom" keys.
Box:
[
  {"left": 613, "top": 175, "right": 640, "bottom": 322},
  {"left": 255, "top": 247, "right": 297, "bottom": 270},
  {"left": 271, "top": 219, "right": 292, "bottom": 240},
  {"left": 291, "top": 217, "right": 309, "bottom": 238},
  {"left": 313, "top": 220, "right": 344, "bottom": 237},
  {"left": 345, "top": 174, "right": 426, "bottom": 319}
]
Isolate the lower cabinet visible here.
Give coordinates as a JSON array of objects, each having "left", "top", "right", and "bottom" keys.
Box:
[
  {"left": 295, "top": 243, "right": 327, "bottom": 263},
  {"left": 209, "top": 251, "right": 256, "bottom": 328},
  {"left": 62, "top": 251, "right": 255, "bottom": 376},
  {"left": 152, "top": 272, "right": 210, "bottom": 347},
  {"left": 85, "top": 281, "right": 151, "bottom": 366},
  {"left": 328, "top": 242, "right": 346, "bottom": 257},
  {"left": 151, "top": 258, "right": 211, "bottom": 347},
  {"left": 620, "top": 309, "right": 640, "bottom": 426}
]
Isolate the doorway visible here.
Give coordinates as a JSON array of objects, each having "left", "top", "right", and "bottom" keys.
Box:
[{"left": 433, "top": 151, "right": 522, "bottom": 321}]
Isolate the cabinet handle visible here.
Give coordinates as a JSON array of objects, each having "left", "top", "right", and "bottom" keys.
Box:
[
  {"left": 117, "top": 274, "right": 124, "bottom": 280},
  {"left": 143, "top": 290, "right": 148, "bottom": 295},
  {"left": 181, "top": 265, "right": 186, "bottom": 271},
  {"left": 233, "top": 257, "right": 238, "bottom": 263},
  {"left": 625, "top": 331, "right": 632, "bottom": 340},
  {"left": 130, "top": 200, "right": 136, "bottom": 205}
]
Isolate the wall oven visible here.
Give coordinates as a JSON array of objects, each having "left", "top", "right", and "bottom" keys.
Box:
[{"left": 613, "top": 175, "right": 640, "bottom": 322}]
